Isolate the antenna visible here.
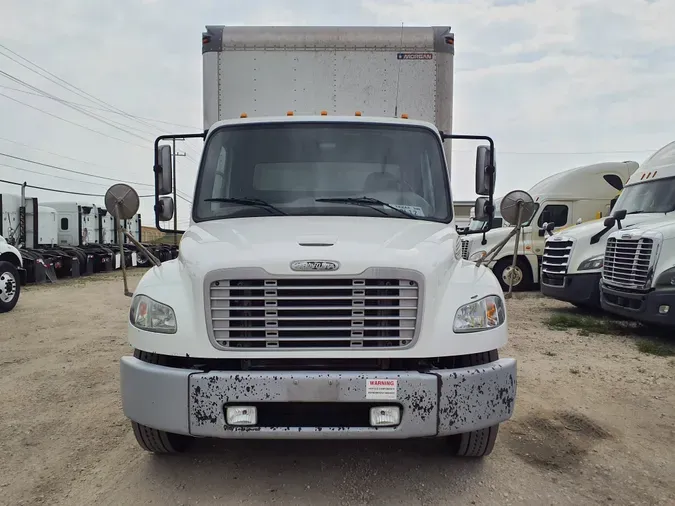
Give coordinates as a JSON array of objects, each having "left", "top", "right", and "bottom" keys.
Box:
[
  {"left": 105, "top": 183, "right": 161, "bottom": 298},
  {"left": 394, "top": 22, "right": 404, "bottom": 118}
]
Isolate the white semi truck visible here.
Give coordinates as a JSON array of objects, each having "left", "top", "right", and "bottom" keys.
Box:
[
  {"left": 0, "top": 233, "right": 23, "bottom": 312},
  {"left": 120, "top": 25, "right": 516, "bottom": 458},
  {"left": 462, "top": 160, "right": 638, "bottom": 291},
  {"left": 591, "top": 141, "right": 675, "bottom": 323},
  {"left": 542, "top": 141, "right": 675, "bottom": 310}
]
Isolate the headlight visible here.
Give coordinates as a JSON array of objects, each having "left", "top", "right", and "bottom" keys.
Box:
[
  {"left": 453, "top": 295, "right": 505, "bottom": 333},
  {"left": 129, "top": 294, "right": 177, "bottom": 334},
  {"left": 469, "top": 250, "right": 487, "bottom": 262},
  {"left": 655, "top": 267, "right": 675, "bottom": 287},
  {"left": 578, "top": 254, "right": 604, "bottom": 271}
]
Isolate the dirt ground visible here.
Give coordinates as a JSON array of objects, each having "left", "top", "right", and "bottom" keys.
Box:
[{"left": 0, "top": 271, "right": 673, "bottom": 506}]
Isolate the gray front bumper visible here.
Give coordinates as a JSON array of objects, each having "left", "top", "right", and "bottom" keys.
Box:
[{"left": 120, "top": 357, "right": 516, "bottom": 439}]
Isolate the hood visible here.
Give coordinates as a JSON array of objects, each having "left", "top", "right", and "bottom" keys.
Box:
[
  {"left": 178, "top": 216, "right": 457, "bottom": 277},
  {"left": 617, "top": 218, "right": 675, "bottom": 241},
  {"left": 553, "top": 213, "right": 668, "bottom": 241},
  {"left": 462, "top": 225, "right": 512, "bottom": 250}
]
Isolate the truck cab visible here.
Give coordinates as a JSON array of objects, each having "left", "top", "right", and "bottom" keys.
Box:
[
  {"left": 542, "top": 141, "right": 674, "bottom": 309},
  {"left": 120, "top": 25, "right": 516, "bottom": 458},
  {"left": 595, "top": 141, "right": 675, "bottom": 324},
  {"left": 462, "top": 161, "right": 637, "bottom": 291}
]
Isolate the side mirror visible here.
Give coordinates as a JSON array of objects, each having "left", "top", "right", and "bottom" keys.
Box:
[
  {"left": 475, "top": 145, "right": 495, "bottom": 196},
  {"left": 613, "top": 209, "right": 627, "bottom": 221},
  {"left": 156, "top": 145, "right": 173, "bottom": 195},
  {"left": 546, "top": 222, "right": 555, "bottom": 233},
  {"left": 474, "top": 196, "right": 491, "bottom": 222},
  {"left": 156, "top": 196, "right": 175, "bottom": 222}
]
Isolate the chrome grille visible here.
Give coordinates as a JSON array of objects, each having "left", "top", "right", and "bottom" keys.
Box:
[
  {"left": 208, "top": 277, "right": 419, "bottom": 349},
  {"left": 602, "top": 237, "right": 654, "bottom": 289},
  {"left": 542, "top": 239, "right": 573, "bottom": 276},
  {"left": 461, "top": 239, "right": 470, "bottom": 260}
]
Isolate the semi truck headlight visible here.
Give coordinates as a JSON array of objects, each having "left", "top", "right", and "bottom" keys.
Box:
[
  {"left": 453, "top": 295, "right": 505, "bottom": 333},
  {"left": 578, "top": 254, "right": 604, "bottom": 271},
  {"left": 469, "top": 250, "right": 487, "bottom": 262},
  {"left": 130, "top": 294, "right": 177, "bottom": 334}
]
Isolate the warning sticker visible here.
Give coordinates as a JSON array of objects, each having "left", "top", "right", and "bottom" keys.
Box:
[
  {"left": 366, "top": 379, "right": 398, "bottom": 400},
  {"left": 391, "top": 204, "right": 425, "bottom": 217},
  {"left": 397, "top": 52, "right": 433, "bottom": 60}
]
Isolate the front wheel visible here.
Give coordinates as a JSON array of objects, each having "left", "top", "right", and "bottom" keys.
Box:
[
  {"left": 493, "top": 257, "right": 532, "bottom": 292},
  {"left": 447, "top": 425, "right": 500, "bottom": 458},
  {"left": 0, "top": 261, "right": 21, "bottom": 313},
  {"left": 131, "top": 422, "right": 192, "bottom": 454}
]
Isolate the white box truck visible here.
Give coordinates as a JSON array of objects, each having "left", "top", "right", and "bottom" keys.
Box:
[
  {"left": 542, "top": 142, "right": 675, "bottom": 310},
  {"left": 461, "top": 160, "right": 638, "bottom": 291},
  {"left": 120, "top": 25, "right": 516, "bottom": 457},
  {"left": 593, "top": 141, "right": 675, "bottom": 324}
]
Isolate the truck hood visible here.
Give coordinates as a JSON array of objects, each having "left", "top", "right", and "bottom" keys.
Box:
[
  {"left": 553, "top": 213, "right": 668, "bottom": 242},
  {"left": 178, "top": 216, "right": 457, "bottom": 277}
]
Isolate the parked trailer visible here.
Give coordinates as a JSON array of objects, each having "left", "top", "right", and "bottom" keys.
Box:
[{"left": 0, "top": 193, "right": 84, "bottom": 284}]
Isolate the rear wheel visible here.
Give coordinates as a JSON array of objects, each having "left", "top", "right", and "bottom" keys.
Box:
[
  {"left": 447, "top": 350, "right": 501, "bottom": 458},
  {"left": 0, "top": 261, "right": 20, "bottom": 313}
]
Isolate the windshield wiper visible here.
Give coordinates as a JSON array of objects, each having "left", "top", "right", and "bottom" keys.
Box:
[
  {"left": 204, "top": 197, "right": 287, "bottom": 215},
  {"left": 315, "top": 196, "right": 420, "bottom": 219}
]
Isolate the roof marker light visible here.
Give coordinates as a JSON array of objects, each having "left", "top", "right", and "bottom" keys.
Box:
[
  {"left": 320, "top": 110, "right": 328, "bottom": 116},
  {"left": 355, "top": 111, "right": 362, "bottom": 116},
  {"left": 287, "top": 111, "right": 294, "bottom": 116},
  {"left": 240, "top": 113, "right": 248, "bottom": 118},
  {"left": 401, "top": 113, "right": 409, "bottom": 119}
]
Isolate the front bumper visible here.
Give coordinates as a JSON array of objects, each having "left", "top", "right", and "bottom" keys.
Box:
[
  {"left": 541, "top": 272, "right": 601, "bottom": 307},
  {"left": 120, "top": 356, "right": 517, "bottom": 439},
  {"left": 600, "top": 281, "right": 675, "bottom": 325}
]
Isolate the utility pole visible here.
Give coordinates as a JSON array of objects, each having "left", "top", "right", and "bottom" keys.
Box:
[{"left": 171, "top": 138, "right": 186, "bottom": 245}]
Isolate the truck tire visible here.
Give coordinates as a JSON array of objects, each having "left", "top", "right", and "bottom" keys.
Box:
[
  {"left": 131, "top": 421, "right": 191, "bottom": 454},
  {"left": 447, "top": 349, "right": 501, "bottom": 458},
  {"left": 0, "top": 260, "right": 20, "bottom": 313},
  {"left": 493, "top": 257, "right": 532, "bottom": 292}
]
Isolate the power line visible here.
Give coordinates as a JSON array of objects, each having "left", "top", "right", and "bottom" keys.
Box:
[
  {"left": 0, "top": 138, "right": 193, "bottom": 200},
  {"left": 0, "top": 84, "right": 199, "bottom": 130},
  {"left": 0, "top": 162, "right": 121, "bottom": 187},
  {"left": 0, "top": 177, "right": 139, "bottom": 197},
  {"left": 0, "top": 152, "right": 193, "bottom": 203},
  {"left": 0, "top": 70, "right": 156, "bottom": 142},
  {"left": 0, "top": 91, "right": 147, "bottom": 149},
  {"left": 0, "top": 43, "right": 171, "bottom": 134}
]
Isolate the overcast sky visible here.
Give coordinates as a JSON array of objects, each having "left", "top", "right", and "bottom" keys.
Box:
[{"left": 1, "top": 0, "right": 673, "bottom": 230}]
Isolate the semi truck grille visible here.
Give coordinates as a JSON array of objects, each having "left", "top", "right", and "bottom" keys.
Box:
[
  {"left": 602, "top": 237, "right": 654, "bottom": 289},
  {"left": 541, "top": 238, "right": 573, "bottom": 282},
  {"left": 461, "top": 239, "right": 470, "bottom": 260},
  {"left": 208, "top": 277, "right": 419, "bottom": 349}
]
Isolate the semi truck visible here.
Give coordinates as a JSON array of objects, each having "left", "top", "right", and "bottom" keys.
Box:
[
  {"left": 120, "top": 25, "right": 516, "bottom": 458},
  {"left": 461, "top": 160, "right": 638, "bottom": 291},
  {"left": 0, "top": 233, "right": 23, "bottom": 312},
  {"left": 590, "top": 141, "right": 675, "bottom": 324},
  {"left": 542, "top": 141, "right": 675, "bottom": 310}
]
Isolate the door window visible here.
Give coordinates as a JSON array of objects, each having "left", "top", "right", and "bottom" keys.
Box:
[{"left": 537, "top": 204, "right": 569, "bottom": 227}]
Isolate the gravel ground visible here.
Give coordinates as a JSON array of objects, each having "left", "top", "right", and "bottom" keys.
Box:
[{"left": 0, "top": 271, "right": 674, "bottom": 506}]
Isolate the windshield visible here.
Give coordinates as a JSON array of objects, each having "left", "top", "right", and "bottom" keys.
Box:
[
  {"left": 612, "top": 177, "right": 675, "bottom": 215},
  {"left": 194, "top": 122, "right": 452, "bottom": 223}
]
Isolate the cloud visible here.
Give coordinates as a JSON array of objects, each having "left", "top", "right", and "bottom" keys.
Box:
[{"left": 0, "top": 0, "right": 673, "bottom": 230}]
